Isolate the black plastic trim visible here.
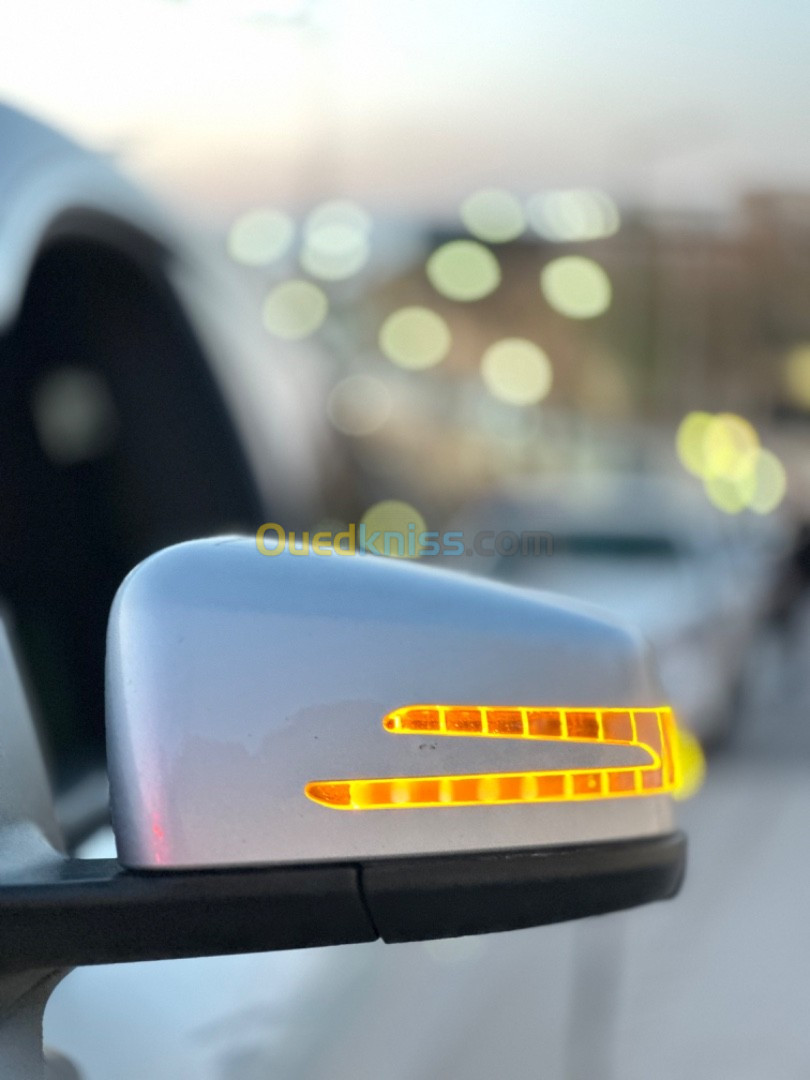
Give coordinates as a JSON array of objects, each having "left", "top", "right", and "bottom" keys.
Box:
[
  {"left": 361, "top": 832, "right": 686, "bottom": 943},
  {"left": 0, "top": 859, "right": 374, "bottom": 973},
  {"left": 0, "top": 833, "right": 685, "bottom": 972}
]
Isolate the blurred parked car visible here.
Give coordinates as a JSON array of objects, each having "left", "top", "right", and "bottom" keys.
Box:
[
  {"left": 0, "top": 101, "right": 355, "bottom": 833},
  {"left": 0, "top": 98, "right": 368, "bottom": 1078},
  {"left": 444, "top": 474, "right": 788, "bottom": 743}
]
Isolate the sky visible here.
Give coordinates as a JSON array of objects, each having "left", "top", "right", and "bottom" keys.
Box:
[{"left": 2, "top": 0, "right": 810, "bottom": 221}]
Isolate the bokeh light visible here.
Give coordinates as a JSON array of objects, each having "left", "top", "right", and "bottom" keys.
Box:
[
  {"left": 747, "top": 448, "right": 787, "bottom": 515},
  {"left": 703, "top": 473, "right": 749, "bottom": 514},
  {"left": 300, "top": 200, "right": 372, "bottom": 281},
  {"left": 702, "top": 413, "right": 760, "bottom": 480},
  {"left": 673, "top": 728, "right": 706, "bottom": 801},
  {"left": 426, "top": 240, "right": 501, "bottom": 302},
  {"left": 360, "top": 499, "right": 427, "bottom": 558},
  {"left": 783, "top": 344, "right": 810, "bottom": 409},
  {"left": 32, "top": 367, "right": 118, "bottom": 466},
  {"left": 676, "top": 410, "right": 786, "bottom": 515},
  {"left": 676, "top": 411, "right": 714, "bottom": 476},
  {"left": 527, "top": 188, "right": 620, "bottom": 242},
  {"left": 262, "top": 280, "right": 328, "bottom": 339},
  {"left": 227, "top": 208, "right": 294, "bottom": 266},
  {"left": 327, "top": 374, "right": 392, "bottom": 436},
  {"left": 379, "top": 306, "right": 452, "bottom": 369},
  {"left": 300, "top": 223, "right": 370, "bottom": 280},
  {"left": 305, "top": 200, "right": 372, "bottom": 236},
  {"left": 540, "top": 256, "right": 612, "bottom": 319},
  {"left": 460, "top": 189, "right": 525, "bottom": 243},
  {"left": 480, "top": 338, "right": 553, "bottom": 406}
]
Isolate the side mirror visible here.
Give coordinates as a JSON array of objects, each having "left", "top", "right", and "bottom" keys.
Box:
[
  {"left": 0, "top": 537, "right": 685, "bottom": 978},
  {"left": 106, "top": 538, "right": 684, "bottom": 944}
]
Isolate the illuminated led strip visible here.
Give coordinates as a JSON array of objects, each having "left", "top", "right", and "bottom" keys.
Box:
[{"left": 305, "top": 705, "right": 680, "bottom": 810}]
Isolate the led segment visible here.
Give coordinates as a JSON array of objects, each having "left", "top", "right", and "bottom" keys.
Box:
[{"left": 305, "top": 706, "right": 680, "bottom": 810}]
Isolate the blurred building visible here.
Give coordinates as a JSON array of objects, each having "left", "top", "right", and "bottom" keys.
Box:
[
  {"left": 311, "top": 189, "right": 810, "bottom": 521},
  {"left": 351, "top": 190, "right": 810, "bottom": 416}
]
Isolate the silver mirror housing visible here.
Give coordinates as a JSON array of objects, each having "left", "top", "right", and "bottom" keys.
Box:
[
  {"left": 102, "top": 538, "right": 684, "bottom": 943},
  {"left": 107, "top": 538, "right": 678, "bottom": 870}
]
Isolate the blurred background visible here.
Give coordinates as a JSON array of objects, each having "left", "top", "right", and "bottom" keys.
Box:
[{"left": 2, "top": 0, "right": 810, "bottom": 1076}]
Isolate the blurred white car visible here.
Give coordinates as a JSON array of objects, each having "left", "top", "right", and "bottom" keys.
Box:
[
  {"left": 0, "top": 101, "right": 355, "bottom": 1076},
  {"left": 443, "top": 474, "right": 788, "bottom": 743}
]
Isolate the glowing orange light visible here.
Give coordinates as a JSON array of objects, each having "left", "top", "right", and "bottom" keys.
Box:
[{"left": 305, "top": 705, "right": 681, "bottom": 810}]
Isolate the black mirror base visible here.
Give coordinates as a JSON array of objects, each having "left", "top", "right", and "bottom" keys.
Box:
[{"left": 0, "top": 832, "right": 686, "bottom": 972}]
